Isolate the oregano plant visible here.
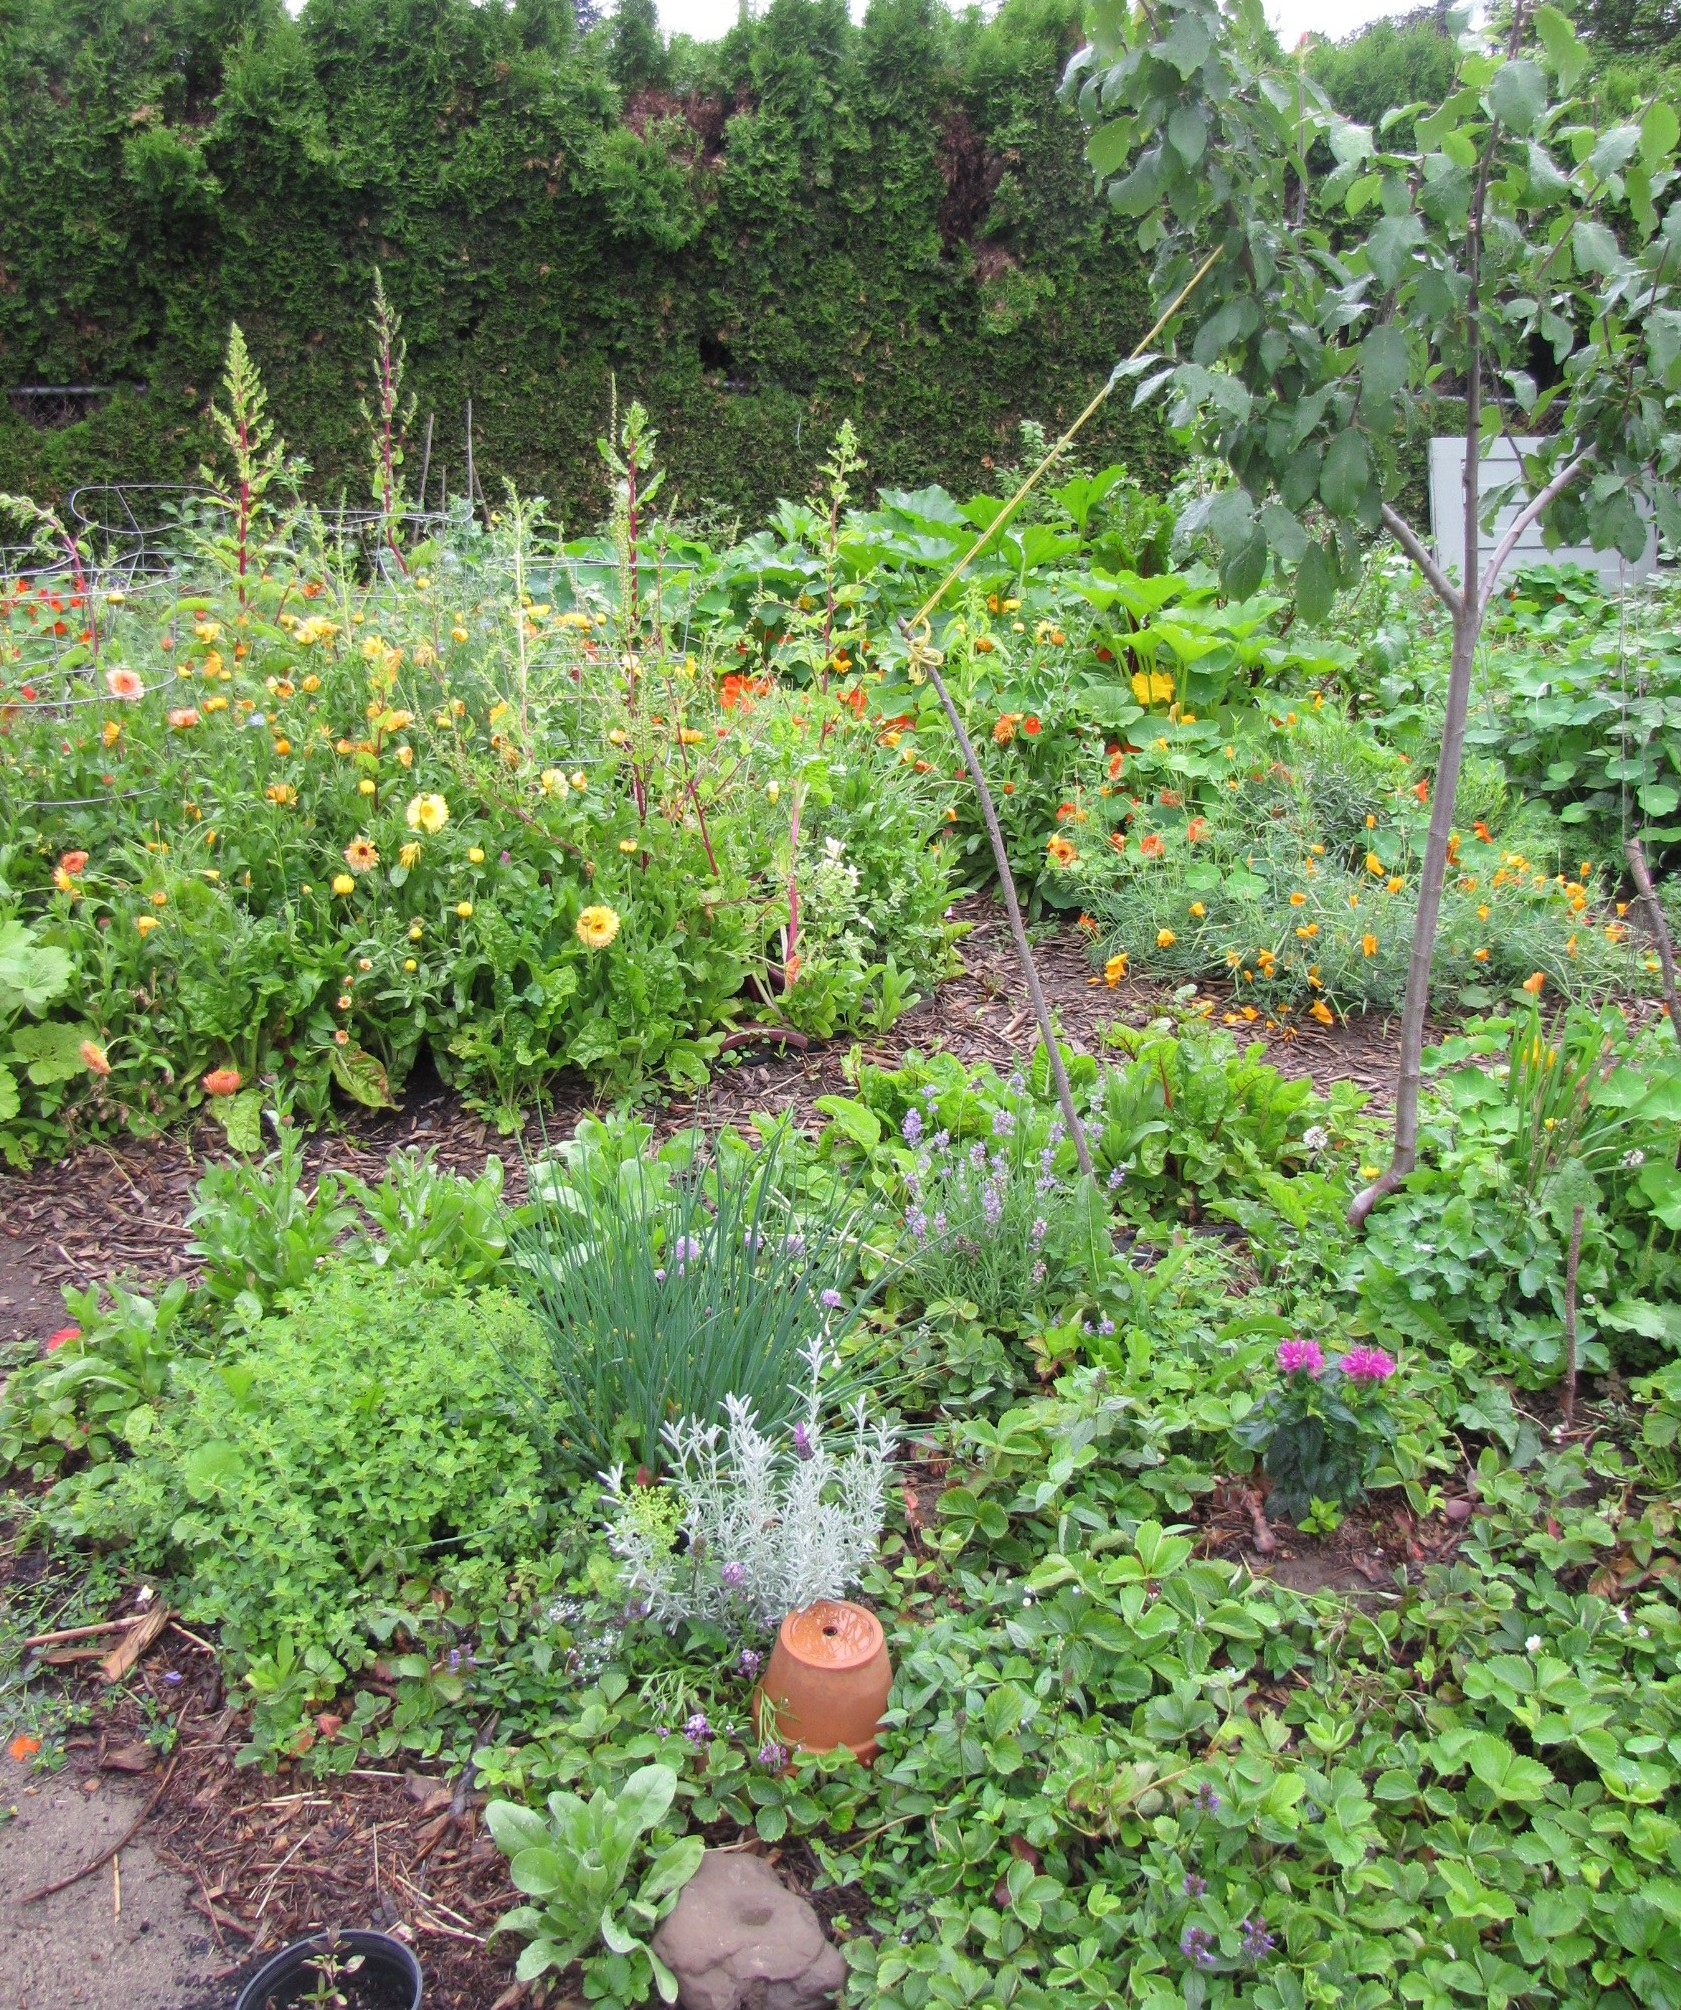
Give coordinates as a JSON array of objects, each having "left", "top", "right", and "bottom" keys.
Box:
[{"left": 1066, "top": 0, "right": 1681, "bottom": 1221}]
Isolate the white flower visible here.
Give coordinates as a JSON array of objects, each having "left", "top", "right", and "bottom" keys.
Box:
[
  {"left": 1525, "top": 1635, "right": 1543, "bottom": 1654},
  {"left": 1302, "top": 1125, "right": 1331, "bottom": 1152},
  {"left": 1622, "top": 1148, "right": 1647, "bottom": 1169}
]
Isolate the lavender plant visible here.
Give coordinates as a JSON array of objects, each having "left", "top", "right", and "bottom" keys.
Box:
[
  {"left": 601, "top": 1337, "right": 897, "bottom": 1634},
  {"left": 897, "top": 1078, "right": 1096, "bottom": 1325}
]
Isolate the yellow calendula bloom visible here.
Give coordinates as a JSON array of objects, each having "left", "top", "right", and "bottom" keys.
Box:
[
  {"left": 451, "top": 625, "right": 469, "bottom": 644},
  {"left": 344, "top": 838, "right": 379, "bottom": 874},
  {"left": 399, "top": 841, "right": 422, "bottom": 869},
  {"left": 406, "top": 793, "right": 450, "bottom": 834},
  {"left": 267, "top": 782, "right": 296, "bottom": 805},
  {"left": 456, "top": 901, "right": 474, "bottom": 919},
  {"left": 619, "top": 839, "right": 639, "bottom": 854},
  {"left": 577, "top": 904, "right": 621, "bottom": 949},
  {"left": 404, "top": 957, "right": 418, "bottom": 972},
  {"left": 468, "top": 846, "right": 485, "bottom": 864},
  {"left": 135, "top": 914, "right": 160, "bottom": 936},
  {"left": 332, "top": 873, "right": 356, "bottom": 896},
  {"left": 540, "top": 769, "right": 569, "bottom": 797},
  {"left": 408, "top": 921, "right": 424, "bottom": 940}
]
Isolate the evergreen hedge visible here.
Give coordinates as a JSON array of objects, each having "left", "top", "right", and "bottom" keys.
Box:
[{"left": 0, "top": 0, "right": 1172, "bottom": 525}]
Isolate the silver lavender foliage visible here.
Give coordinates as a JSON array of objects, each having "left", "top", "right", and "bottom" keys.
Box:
[{"left": 601, "top": 1336, "right": 897, "bottom": 1633}]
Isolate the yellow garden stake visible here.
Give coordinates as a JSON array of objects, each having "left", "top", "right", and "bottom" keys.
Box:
[{"left": 897, "top": 245, "right": 1223, "bottom": 1187}]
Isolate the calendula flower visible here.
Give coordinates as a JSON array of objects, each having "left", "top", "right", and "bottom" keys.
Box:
[
  {"left": 399, "top": 841, "right": 422, "bottom": 869},
  {"left": 1156, "top": 928, "right": 1176, "bottom": 948},
  {"left": 468, "top": 845, "right": 485, "bottom": 864},
  {"left": 1473, "top": 946, "right": 1490, "bottom": 961},
  {"left": 408, "top": 921, "right": 424, "bottom": 940},
  {"left": 540, "top": 768, "right": 569, "bottom": 797},
  {"left": 332, "top": 873, "right": 356, "bottom": 895},
  {"left": 1139, "top": 832, "right": 1165, "bottom": 859},
  {"left": 266, "top": 782, "right": 296, "bottom": 806},
  {"left": 618, "top": 838, "right": 639, "bottom": 854},
  {"left": 1185, "top": 817, "right": 1209, "bottom": 841},
  {"left": 167, "top": 706, "right": 199, "bottom": 730},
  {"left": 59, "top": 850, "right": 89, "bottom": 877},
  {"left": 1045, "top": 834, "right": 1077, "bottom": 868},
  {"left": 455, "top": 901, "right": 474, "bottom": 918},
  {"left": 135, "top": 914, "right": 159, "bottom": 936},
  {"left": 343, "top": 838, "right": 379, "bottom": 874},
  {"left": 577, "top": 904, "right": 621, "bottom": 949},
  {"left": 406, "top": 793, "right": 450, "bottom": 834},
  {"left": 105, "top": 666, "right": 144, "bottom": 701},
  {"left": 358, "top": 777, "right": 376, "bottom": 796},
  {"left": 993, "top": 713, "right": 1021, "bottom": 746},
  {"left": 451, "top": 624, "right": 469, "bottom": 643},
  {"left": 80, "top": 1039, "right": 111, "bottom": 1076}
]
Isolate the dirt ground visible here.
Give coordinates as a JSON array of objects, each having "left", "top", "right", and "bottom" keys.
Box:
[{"left": 0, "top": 1749, "right": 218, "bottom": 2010}]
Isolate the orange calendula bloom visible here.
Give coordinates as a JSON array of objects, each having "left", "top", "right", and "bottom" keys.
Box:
[
  {"left": 1473, "top": 946, "right": 1490, "bottom": 961},
  {"left": 993, "top": 713, "right": 1021, "bottom": 746},
  {"left": 168, "top": 706, "right": 200, "bottom": 730},
  {"left": 8, "top": 1734, "right": 41, "bottom": 1762},
  {"left": 343, "top": 838, "right": 379, "bottom": 874},
  {"left": 1021, "top": 715, "right": 1041, "bottom": 736},
  {"left": 267, "top": 782, "right": 296, "bottom": 805},
  {"left": 1185, "top": 817, "right": 1209, "bottom": 842},
  {"left": 105, "top": 666, "right": 143, "bottom": 701},
  {"left": 203, "top": 1067, "right": 241, "bottom": 1096}
]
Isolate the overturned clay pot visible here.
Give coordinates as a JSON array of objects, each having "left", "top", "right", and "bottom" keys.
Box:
[{"left": 754, "top": 1600, "right": 891, "bottom": 1761}]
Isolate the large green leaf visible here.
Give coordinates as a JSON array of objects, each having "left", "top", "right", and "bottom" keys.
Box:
[
  {"left": 614, "top": 1763, "right": 680, "bottom": 1836},
  {"left": 1464, "top": 1733, "right": 1553, "bottom": 1803},
  {"left": 1487, "top": 59, "right": 1546, "bottom": 136},
  {"left": 0, "top": 921, "right": 73, "bottom": 1019},
  {"left": 1319, "top": 432, "right": 1370, "bottom": 520}
]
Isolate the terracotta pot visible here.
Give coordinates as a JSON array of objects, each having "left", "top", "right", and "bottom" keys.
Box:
[{"left": 754, "top": 1599, "right": 892, "bottom": 1761}]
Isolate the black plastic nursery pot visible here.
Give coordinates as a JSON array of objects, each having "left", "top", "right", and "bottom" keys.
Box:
[{"left": 232, "top": 1929, "right": 423, "bottom": 2010}]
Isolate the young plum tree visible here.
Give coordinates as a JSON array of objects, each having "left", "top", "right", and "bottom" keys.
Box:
[{"left": 1066, "top": 0, "right": 1681, "bottom": 1221}]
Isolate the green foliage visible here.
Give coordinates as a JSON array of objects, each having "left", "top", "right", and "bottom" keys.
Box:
[
  {"left": 513, "top": 1117, "right": 882, "bottom": 1470},
  {"left": 489, "top": 1764, "right": 702, "bottom": 2002},
  {"left": 1307, "top": 14, "right": 1461, "bottom": 139},
  {"left": 0, "top": 1279, "right": 199, "bottom": 1479},
  {"left": 47, "top": 1266, "right": 550, "bottom": 1682},
  {"left": 0, "top": 0, "right": 1169, "bottom": 520},
  {"left": 0, "top": 910, "right": 78, "bottom": 1164},
  {"left": 1231, "top": 1348, "right": 1398, "bottom": 1519},
  {"left": 185, "top": 1128, "right": 359, "bottom": 1322},
  {"left": 1070, "top": 0, "right": 1681, "bottom": 609}
]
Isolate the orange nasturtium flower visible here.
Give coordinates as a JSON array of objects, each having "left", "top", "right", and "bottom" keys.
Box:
[
  {"left": 1139, "top": 832, "right": 1164, "bottom": 859},
  {"left": 1045, "top": 834, "right": 1078, "bottom": 868}
]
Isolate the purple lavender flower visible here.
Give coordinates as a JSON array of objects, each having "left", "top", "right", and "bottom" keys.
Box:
[
  {"left": 932, "top": 1210, "right": 947, "bottom": 1238},
  {"left": 1030, "top": 1260, "right": 1046, "bottom": 1284},
  {"left": 1183, "top": 1872, "right": 1206, "bottom": 1897},
  {"left": 1008, "top": 1072, "right": 1025, "bottom": 1094},
  {"left": 1277, "top": 1338, "right": 1325, "bottom": 1378},
  {"left": 1106, "top": 1166, "right": 1125, "bottom": 1191},
  {"left": 683, "top": 1711, "right": 712, "bottom": 1746},
  {"left": 902, "top": 1108, "right": 924, "bottom": 1146},
  {"left": 792, "top": 1422, "right": 815, "bottom": 1462},
  {"left": 968, "top": 1140, "right": 987, "bottom": 1170},
  {"left": 721, "top": 1561, "right": 747, "bottom": 1590},
  {"left": 1196, "top": 1781, "right": 1221, "bottom": 1813},
  {"left": 1047, "top": 1118, "right": 1066, "bottom": 1147},
  {"left": 1340, "top": 1345, "right": 1397, "bottom": 1384},
  {"left": 820, "top": 1287, "right": 844, "bottom": 1310},
  {"left": 447, "top": 1647, "right": 462, "bottom": 1674},
  {"left": 1030, "top": 1217, "right": 1048, "bottom": 1249},
  {"left": 923, "top": 1084, "right": 941, "bottom": 1106},
  {"left": 931, "top": 1128, "right": 950, "bottom": 1152},
  {"left": 992, "top": 1107, "right": 1015, "bottom": 1137},
  {"left": 738, "top": 1648, "right": 763, "bottom": 1677},
  {"left": 1239, "top": 1917, "right": 1274, "bottom": 1962},
  {"left": 906, "top": 1206, "right": 928, "bottom": 1241},
  {"left": 982, "top": 1183, "right": 1004, "bottom": 1230},
  {"left": 1180, "top": 1925, "right": 1217, "bottom": 1970}
]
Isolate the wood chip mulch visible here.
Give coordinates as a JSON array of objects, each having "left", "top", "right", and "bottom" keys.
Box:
[{"left": 0, "top": 894, "right": 1407, "bottom": 1313}]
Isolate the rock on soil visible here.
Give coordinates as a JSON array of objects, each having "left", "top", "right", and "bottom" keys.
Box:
[
  {"left": 652, "top": 1849, "right": 847, "bottom": 2010},
  {"left": 0, "top": 1749, "right": 219, "bottom": 2010}
]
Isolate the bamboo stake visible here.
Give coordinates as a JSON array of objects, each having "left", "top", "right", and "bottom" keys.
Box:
[
  {"left": 896, "top": 244, "right": 1223, "bottom": 1182},
  {"left": 1626, "top": 836, "right": 1681, "bottom": 1041}
]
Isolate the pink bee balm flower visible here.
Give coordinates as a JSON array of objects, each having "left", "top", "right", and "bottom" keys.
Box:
[
  {"left": 1340, "top": 1346, "right": 1397, "bottom": 1384},
  {"left": 1277, "top": 1338, "right": 1324, "bottom": 1377}
]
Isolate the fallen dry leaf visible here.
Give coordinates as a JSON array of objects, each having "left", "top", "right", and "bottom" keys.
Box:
[{"left": 99, "top": 1604, "right": 170, "bottom": 1682}]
